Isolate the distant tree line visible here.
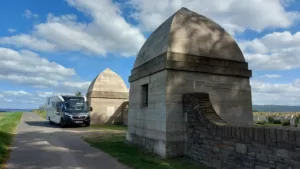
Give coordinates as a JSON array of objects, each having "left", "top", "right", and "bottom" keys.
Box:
[
  {"left": 75, "top": 91, "right": 82, "bottom": 96},
  {"left": 253, "top": 105, "right": 300, "bottom": 112}
]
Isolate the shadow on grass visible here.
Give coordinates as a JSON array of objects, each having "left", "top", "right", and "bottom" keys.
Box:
[
  {"left": 85, "top": 135, "right": 211, "bottom": 169},
  {"left": 88, "top": 124, "right": 127, "bottom": 131}
]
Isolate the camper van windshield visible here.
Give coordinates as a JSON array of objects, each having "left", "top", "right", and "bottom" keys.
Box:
[{"left": 63, "top": 98, "right": 88, "bottom": 112}]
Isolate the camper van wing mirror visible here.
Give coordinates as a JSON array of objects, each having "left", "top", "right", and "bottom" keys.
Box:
[{"left": 89, "top": 107, "right": 93, "bottom": 111}]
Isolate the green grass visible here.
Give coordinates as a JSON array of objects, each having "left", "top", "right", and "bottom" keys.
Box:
[
  {"left": 255, "top": 123, "right": 282, "bottom": 127},
  {"left": 85, "top": 134, "right": 209, "bottom": 169},
  {"left": 87, "top": 124, "right": 127, "bottom": 131},
  {"left": 33, "top": 109, "right": 46, "bottom": 119},
  {"left": 0, "top": 112, "right": 22, "bottom": 169}
]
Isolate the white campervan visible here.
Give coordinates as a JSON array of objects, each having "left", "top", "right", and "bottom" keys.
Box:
[{"left": 45, "top": 95, "right": 92, "bottom": 128}]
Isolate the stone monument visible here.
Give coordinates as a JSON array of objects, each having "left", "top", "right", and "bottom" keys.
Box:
[
  {"left": 126, "top": 7, "right": 252, "bottom": 158},
  {"left": 87, "top": 68, "right": 129, "bottom": 125}
]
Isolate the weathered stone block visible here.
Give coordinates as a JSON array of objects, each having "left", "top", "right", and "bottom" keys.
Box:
[
  {"left": 283, "top": 158, "right": 300, "bottom": 167},
  {"left": 256, "top": 153, "right": 268, "bottom": 162},
  {"left": 261, "top": 149, "right": 272, "bottom": 156},
  {"left": 288, "top": 130, "right": 296, "bottom": 144},
  {"left": 277, "top": 143, "right": 293, "bottom": 150},
  {"left": 296, "top": 131, "right": 300, "bottom": 147},
  {"left": 249, "top": 146, "right": 261, "bottom": 153},
  {"left": 268, "top": 155, "right": 283, "bottom": 163},
  {"left": 255, "top": 165, "right": 270, "bottom": 169},
  {"left": 290, "top": 151, "right": 300, "bottom": 161},
  {"left": 276, "top": 163, "right": 291, "bottom": 169},
  {"left": 243, "top": 160, "right": 254, "bottom": 168},
  {"left": 236, "top": 143, "right": 247, "bottom": 154},
  {"left": 276, "top": 149, "right": 290, "bottom": 158}
]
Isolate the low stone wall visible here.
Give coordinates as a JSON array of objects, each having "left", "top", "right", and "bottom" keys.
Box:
[{"left": 183, "top": 93, "right": 300, "bottom": 169}]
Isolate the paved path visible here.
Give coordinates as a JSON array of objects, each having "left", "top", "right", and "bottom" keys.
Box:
[{"left": 6, "top": 112, "right": 130, "bottom": 169}]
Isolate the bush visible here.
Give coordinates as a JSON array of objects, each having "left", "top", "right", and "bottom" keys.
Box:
[
  {"left": 282, "top": 120, "right": 290, "bottom": 126},
  {"left": 267, "top": 116, "right": 275, "bottom": 123},
  {"left": 256, "top": 121, "right": 266, "bottom": 125},
  {"left": 273, "top": 119, "right": 282, "bottom": 124}
]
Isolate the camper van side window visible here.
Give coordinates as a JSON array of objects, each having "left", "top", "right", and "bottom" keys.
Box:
[
  {"left": 60, "top": 103, "right": 64, "bottom": 110},
  {"left": 56, "top": 102, "right": 60, "bottom": 109}
]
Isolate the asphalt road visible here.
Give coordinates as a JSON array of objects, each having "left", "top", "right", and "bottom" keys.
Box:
[{"left": 6, "top": 112, "right": 130, "bottom": 169}]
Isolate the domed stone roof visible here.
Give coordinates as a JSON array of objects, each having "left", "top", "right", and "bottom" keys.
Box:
[
  {"left": 133, "top": 7, "right": 245, "bottom": 68},
  {"left": 87, "top": 68, "right": 128, "bottom": 95}
]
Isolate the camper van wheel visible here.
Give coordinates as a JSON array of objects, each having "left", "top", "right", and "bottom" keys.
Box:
[
  {"left": 60, "top": 118, "right": 65, "bottom": 128},
  {"left": 85, "top": 122, "right": 90, "bottom": 127},
  {"left": 48, "top": 117, "right": 54, "bottom": 125}
]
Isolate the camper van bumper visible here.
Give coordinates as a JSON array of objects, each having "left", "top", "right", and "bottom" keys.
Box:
[{"left": 63, "top": 115, "right": 90, "bottom": 125}]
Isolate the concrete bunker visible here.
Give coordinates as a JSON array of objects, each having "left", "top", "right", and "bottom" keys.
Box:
[
  {"left": 87, "top": 68, "right": 129, "bottom": 125},
  {"left": 126, "top": 7, "right": 253, "bottom": 158}
]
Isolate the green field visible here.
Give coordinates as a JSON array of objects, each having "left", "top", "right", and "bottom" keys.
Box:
[
  {"left": 33, "top": 109, "right": 46, "bottom": 119},
  {"left": 0, "top": 112, "right": 22, "bottom": 169},
  {"left": 85, "top": 134, "right": 209, "bottom": 169}
]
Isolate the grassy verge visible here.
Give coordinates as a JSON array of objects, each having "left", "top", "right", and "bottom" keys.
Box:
[
  {"left": 0, "top": 112, "right": 22, "bottom": 169},
  {"left": 33, "top": 109, "right": 46, "bottom": 119},
  {"left": 85, "top": 134, "right": 209, "bottom": 169},
  {"left": 87, "top": 124, "right": 127, "bottom": 131}
]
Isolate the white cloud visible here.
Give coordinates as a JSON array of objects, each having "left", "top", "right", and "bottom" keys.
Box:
[
  {"left": 1, "top": 1, "right": 146, "bottom": 56},
  {"left": 60, "top": 81, "right": 90, "bottom": 93},
  {"left": 2, "top": 90, "right": 32, "bottom": 96},
  {"left": 23, "top": 9, "right": 39, "bottom": 19},
  {"left": 34, "top": 16, "right": 107, "bottom": 55},
  {"left": 0, "top": 89, "right": 81, "bottom": 109},
  {"left": 36, "top": 91, "right": 54, "bottom": 98},
  {"left": 240, "top": 31, "right": 300, "bottom": 70},
  {"left": 251, "top": 79, "right": 300, "bottom": 105},
  {"left": 128, "top": 0, "right": 300, "bottom": 34},
  {"left": 3, "top": 99, "right": 13, "bottom": 102},
  {"left": 8, "top": 28, "right": 16, "bottom": 33},
  {"left": 0, "top": 75, "right": 59, "bottom": 88},
  {"left": 259, "top": 74, "right": 281, "bottom": 79},
  {"left": 0, "top": 47, "right": 75, "bottom": 87},
  {"left": 0, "top": 34, "right": 57, "bottom": 52},
  {"left": 20, "top": 100, "right": 36, "bottom": 104}
]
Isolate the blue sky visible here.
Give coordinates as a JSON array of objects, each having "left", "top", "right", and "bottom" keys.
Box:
[{"left": 0, "top": 0, "right": 300, "bottom": 108}]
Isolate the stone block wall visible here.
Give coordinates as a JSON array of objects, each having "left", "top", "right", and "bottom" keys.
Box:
[
  {"left": 127, "top": 70, "right": 168, "bottom": 157},
  {"left": 164, "top": 69, "right": 252, "bottom": 157},
  {"left": 167, "top": 70, "right": 253, "bottom": 125},
  {"left": 183, "top": 93, "right": 300, "bottom": 169},
  {"left": 89, "top": 98, "right": 128, "bottom": 125}
]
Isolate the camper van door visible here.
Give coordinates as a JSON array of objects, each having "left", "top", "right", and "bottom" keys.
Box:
[
  {"left": 47, "top": 97, "right": 55, "bottom": 122},
  {"left": 53, "top": 102, "right": 61, "bottom": 123}
]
